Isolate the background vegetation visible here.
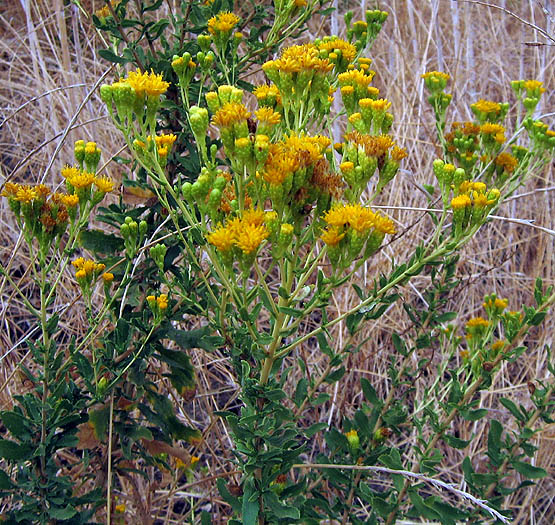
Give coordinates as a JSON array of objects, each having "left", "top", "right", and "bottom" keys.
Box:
[{"left": 0, "top": 0, "right": 553, "bottom": 522}]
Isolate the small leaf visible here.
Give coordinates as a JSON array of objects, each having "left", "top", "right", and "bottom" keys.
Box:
[
  {"left": 79, "top": 229, "right": 124, "bottom": 254},
  {"left": 0, "top": 470, "right": 13, "bottom": 489},
  {"left": 499, "top": 398, "right": 526, "bottom": 422},
  {"left": 361, "top": 378, "right": 382, "bottom": 407},
  {"left": 443, "top": 434, "right": 470, "bottom": 449},
  {"left": 460, "top": 408, "right": 488, "bottom": 421},
  {"left": 49, "top": 505, "right": 77, "bottom": 520},
  {"left": 242, "top": 479, "right": 259, "bottom": 525},
  {"left": 0, "top": 439, "right": 33, "bottom": 461},
  {"left": 512, "top": 460, "right": 547, "bottom": 479},
  {"left": 98, "top": 48, "right": 128, "bottom": 64}
]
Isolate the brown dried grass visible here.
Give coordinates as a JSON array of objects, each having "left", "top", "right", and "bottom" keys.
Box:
[{"left": 0, "top": 0, "right": 553, "bottom": 523}]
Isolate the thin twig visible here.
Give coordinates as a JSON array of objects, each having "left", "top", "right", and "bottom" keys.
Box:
[{"left": 293, "top": 463, "right": 510, "bottom": 524}]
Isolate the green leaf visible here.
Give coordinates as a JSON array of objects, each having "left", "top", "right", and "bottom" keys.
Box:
[
  {"left": 294, "top": 378, "right": 307, "bottom": 407},
  {"left": 89, "top": 406, "right": 111, "bottom": 440},
  {"left": 499, "top": 398, "right": 526, "bottom": 422},
  {"left": 98, "top": 48, "right": 128, "bottom": 64},
  {"left": 487, "top": 419, "right": 503, "bottom": 466},
  {"left": 0, "top": 439, "right": 33, "bottom": 461},
  {"left": 512, "top": 460, "right": 547, "bottom": 479},
  {"left": 443, "top": 434, "right": 470, "bottom": 449},
  {"left": 460, "top": 408, "right": 488, "bottom": 421},
  {"left": 379, "top": 448, "right": 403, "bottom": 470},
  {"left": 265, "top": 491, "right": 300, "bottom": 519},
  {"left": 242, "top": 479, "right": 259, "bottom": 525},
  {"left": 305, "top": 422, "right": 327, "bottom": 438},
  {"left": 392, "top": 333, "right": 407, "bottom": 355},
  {"left": 79, "top": 229, "right": 124, "bottom": 254},
  {"left": 163, "top": 325, "right": 222, "bottom": 351},
  {"left": 200, "top": 511, "right": 212, "bottom": 525},
  {"left": 49, "top": 505, "right": 77, "bottom": 520},
  {"left": 435, "top": 312, "right": 457, "bottom": 323},
  {"left": 324, "top": 366, "right": 345, "bottom": 384},
  {"left": 0, "top": 469, "right": 13, "bottom": 489},
  {"left": 361, "top": 378, "right": 382, "bottom": 407},
  {"left": 0, "top": 411, "right": 32, "bottom": 441},
  {"left": 278, "top": 306, "right": 304, "bottom": 318},
  {"left": 408, "top": 489, "right": 441, "bottom": 520}
]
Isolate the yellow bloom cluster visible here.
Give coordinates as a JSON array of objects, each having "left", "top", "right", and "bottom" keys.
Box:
[
  {"left": 94, "top": 0, "right": 121, "bottom": 20},
  {"left": 124, "top": 68, "right": 170, "bottom": 98},
  {"left": 264, "top": 44, "right": 333, "bottom": 76},
  {"left": 316, "top": 37, "right": 357, "bottom": 70},
  {"left": 494, "top": 152, "right": 518, "bottom": 174},
  {"left": 320, "top": 203, "right": 395, "bottom": 267},
  {"left": 323, "top": 203, "right": 395, "bottom": 235},
  {"left": 212, "top": 102, "right": 251, "bottom": 129},
  {"left": 480, "top": 123, "right": 506, "bottom": 144},
  {"left": 207, "top": 209, "right": 269, "bottom": 256},
  {"left": 61, "top": 165, "right": 115, "bottom": 195},
  {"left": 72, "top": 257, "right": 106, "bottom": 282},
  {"left": 147, "top": 293, "right": 168, "bottom": 310},
  {"left": 253, "top": 84, "right": 282, "bottom": 108},
  {"left": 207, "top": 12, "right": 240, "bottom": 36}
]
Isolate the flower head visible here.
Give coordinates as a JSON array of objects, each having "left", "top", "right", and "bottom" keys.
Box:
[
  {"left": 207, "top": 12, "right": 240, "bottom": 36},
  {"left": 124, "top": 68, "right": 170, "bottom": 97}
]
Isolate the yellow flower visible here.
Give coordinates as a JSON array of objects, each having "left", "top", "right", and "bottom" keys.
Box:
[
  {"left": 115, "top": 503, "right": 126, "bottom": 514},
  {"left": 207, "top": 12, "right": 240, "bottom": 35},
  {"left": 253, "top": 84, "right": 281, "bottom": 106},
  {"left": 206, "top": 224, "right": 235, "bottom": 252},
  {"left": 338, "top": 69, "right": 375, "bottom": 88},
  {"left": 242, "top": 208, "right": 266, "bottom": 227},
  {"left": 421, "top": 71, "right": 450, "bottom": 82},
  {"left": 94, "top": 176, "right": 115, "bottom": 194},
  {"left": 124, "top": 68, "right": 170, "bottom": 97},
  {"left": 102, "top": 272, "right": 114, "bottom": 283},
  {"left": 212, "top": 102, "right": 251, "bottom": 128},
  {"left": 495, "top": 152, "right": 518, "bottom": 173},
  {"left": 491, "top": 340, "right": 506, "bottom": 352},
  {"left": 1, "top": 182, "right": 21, "bottom": 198},
  {"left": 61, "top": 194, "right": 79, "bottom": 208},
  {"left": 264, "top": 44, "right": 332, "bottom": 75},
  {"left": 67, "top": 171, "right": 95, "bottom": 190},
  {"left": 373, "top": 213, "right": 396, "bottom": 235},
  {"left": 321, "top": 227, "right": 345, "bottom": 246},
  {"left": 317, "top": 37, "right": 357, "bottom": 64},
  {"left": 451, "top": 194, "right": 471, "bottom": 209},
  {"left": 15, "top": 186, "right": 37, "bottom": 203},
  {"left": 34, "top": 184, "right": 50, "bottom": 199},
  {"left": 523, "top": 79, "right": 545, "bottom": 94},
  {"left": 466, "top": 317, "right": 489, "bottom": 329},
  {"left": 157, "top": 294, "right": 168, "bottom": 310},
  {"left": 235, "top": 222, "right": 269, "bottom": 254},
  {"left": 155, "top": 133, "right": 177, "bottom": 147},
  {"left": 471, "top": 99, "right": 501, "bottom": 115},
  {"left": 61, "top": 165, "right": 81, "bottom": 180},
  {"left": 255, "top": 107, "right": 281, "bottom": 126}
]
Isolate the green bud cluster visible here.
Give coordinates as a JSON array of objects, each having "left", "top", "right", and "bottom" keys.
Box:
[
  {"left": 120, "top": 216, "right": 147, "bottom": 258},
  {"left": 150, "top": 244, "right": 167, "bottom": 272}
]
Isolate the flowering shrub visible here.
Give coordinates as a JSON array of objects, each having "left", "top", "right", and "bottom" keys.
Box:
[{"left": 1, "top": 1, "right": 554, "bottom": 523}]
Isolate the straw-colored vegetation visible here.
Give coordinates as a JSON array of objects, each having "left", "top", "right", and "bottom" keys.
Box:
[{"left": 0, "top": 1, "right": 553, "bottom": 523}]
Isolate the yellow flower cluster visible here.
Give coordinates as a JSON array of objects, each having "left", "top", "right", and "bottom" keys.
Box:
[
  {"left": 494, "top": 152, "right": 518, "bottom": 174},
  {"left": 207, "top": 12, "right": 240, "bottom": 36},
  {"left": 480, "top": 123, "right": 506, "bottom": 144},
  {"left": 316, "top": 37, "right": 357, "bottom": 70},
  {"left": 123, "top": 68, "right": 170, "bottom": 98},
  {"left": 61, "top": 165, "right": 115, "bottom": 195},
  {"left": 320, "top": 203, "right": 395, "bottom": 267},
  {"left": 323, "top": 203, "right": 395, "bottom": 235},
  {"left": 263, "top": 44, "right": 333, "bottom": 76},
  {"left": 253, "top": 84, "right": 282, "bottom": 108},
  {"left": 147, "top": 293, "right": 168, "bottom": 310},
  {"left": 94, "top": 0, "right": 121, "bottom": 20},
  {"left": 72, "top": 257, "right": 106, "bottom": 282},
  {"left": 212, "top": 102, "right": 251, "bottom": 129},
  {"left": 207, "top": 209, "right": 269, "bottom": 257}
]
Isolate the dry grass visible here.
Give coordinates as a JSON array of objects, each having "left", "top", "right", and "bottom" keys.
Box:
[{"left": 0, "top": 0, "right": 553, "bottom": 523}]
